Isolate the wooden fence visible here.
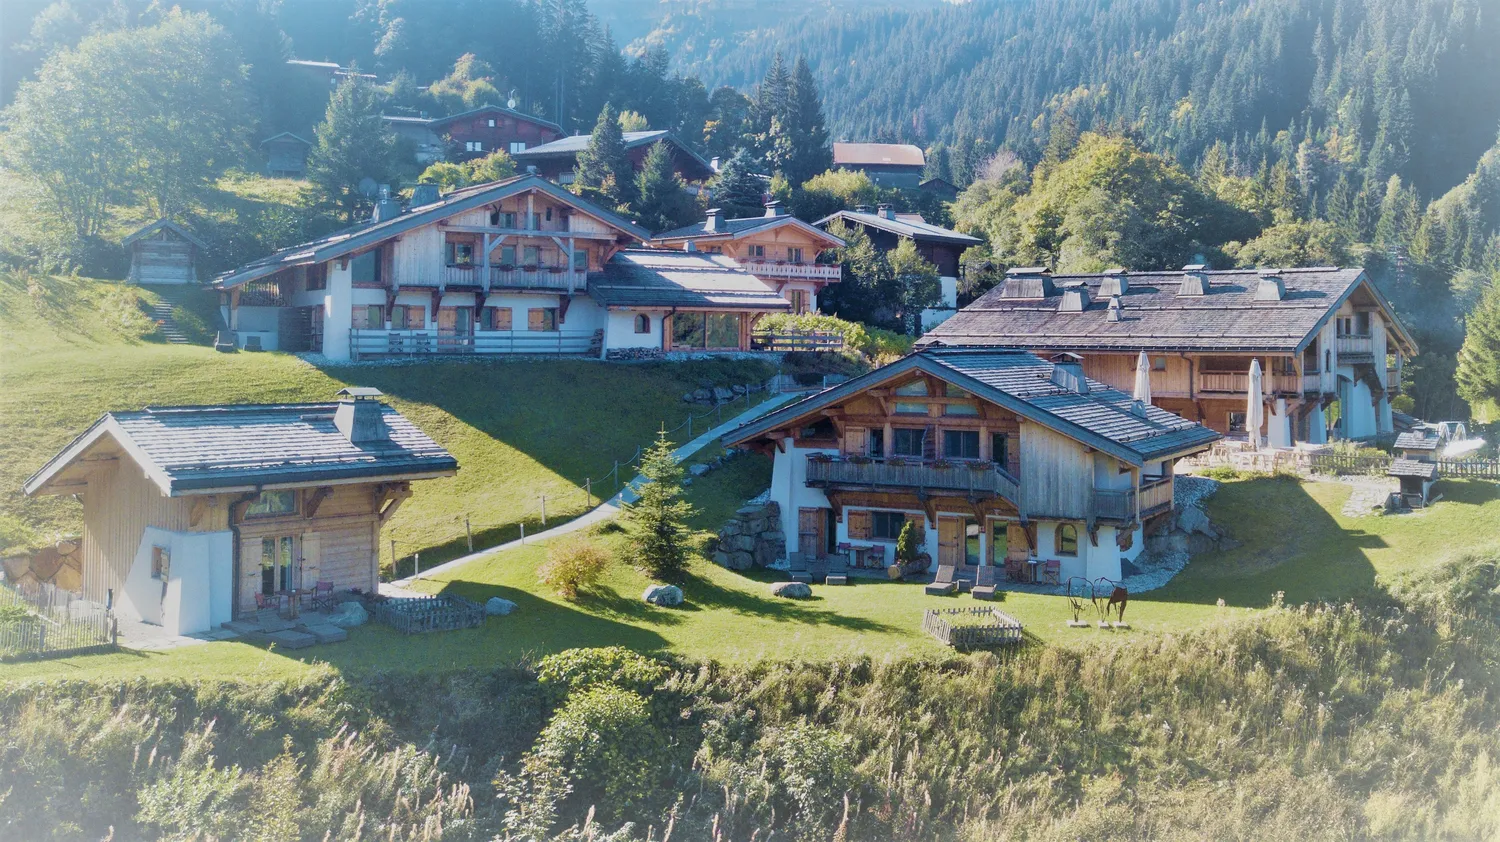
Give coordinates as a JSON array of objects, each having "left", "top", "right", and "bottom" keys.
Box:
[
  {"left": 1302, "top": 452, "right": 1500, "bottom": 480},
  {"left": 1435, "top": 459, "right": 1500, "bottom": 480},
  {"left": 0, "top": 581, "right": 114, "bottom": 660},
  {"left": 922, "top": 607, "right": 1024, "bottom": 649},
  {"left": 371, "top": 594, "right": 485, "bottom": 634}
]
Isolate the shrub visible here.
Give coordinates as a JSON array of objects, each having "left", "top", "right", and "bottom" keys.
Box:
[
  {"left": 535, "top": 646, "right": 670, "bottom": 696},
  {"left": 1197, "top": 465, "right": 1243, "bottom": 481},
  {"left": 537, "top": 537, "right": 611, "bottom": 599},
  {"left": 532, "top": 684, "right": 666, "bottom": 821}
]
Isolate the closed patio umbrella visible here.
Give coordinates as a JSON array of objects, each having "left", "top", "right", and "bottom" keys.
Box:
[
  {"left": 1246, "top": 359, "right": 1264, "bottom": 450},
  {"left": 1133, "top": 351, "right": 1152, "bottom": 403}
]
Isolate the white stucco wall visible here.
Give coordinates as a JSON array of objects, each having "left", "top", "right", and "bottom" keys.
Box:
[
  {"left": 121, "top": 527, "right": 234, "bottom": 636},
  {"left": 233, "top": 305, "right": 281, "bottom": 351},
  {"left": 605, "top": 308, "right": 666, "bottom": 352}
]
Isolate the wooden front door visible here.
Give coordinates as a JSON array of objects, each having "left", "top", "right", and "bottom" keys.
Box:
[
  {"left": 798, "top": 507, "right": 825, "bottom": 558},
  {"left": 937, "top": 516, "right": 964, "bottom": 568}
]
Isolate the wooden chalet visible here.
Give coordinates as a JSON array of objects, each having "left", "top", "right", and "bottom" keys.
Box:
[
  {"left": 23, "top": 389, "right": 457, "bottom": 635},
  {"left": 123, "top": 219, "right": 207, "bottom": 286},
  {"left": 816, "top": 205, "right": 982, "bottom": 328},
  {"left": 260, "top": 132, "right": 312, "bottom": 177},
  {"left": 513, "top": 130, "right": 716, "bottom": 185},
  {"left": 832, "top": 142, "right": 927, "bottom": 189},
  {"left": 383, "top": 104, "right": 564, "bottom": 165},
  {"left": 212, "top": 175, "right": 804, "bottom": 360},
  {"left": 650, "top": 202, "right": 845, "bottom": 314},
  {"left": 723, "top": 347, "right": 1219, "bottom": 585},
  {"left": 922, "top": 265, "right": 1419, "bottom": 444}
]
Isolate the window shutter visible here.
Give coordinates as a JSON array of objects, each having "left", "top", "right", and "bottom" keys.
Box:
[
  {"left": 528, "top": 308, "right": 545, "bottom": 331},
  {"left": 844, "top": 427, "right": 866, "bottom": 456},
  {"left": 492, "top": 307, "right": 512, "bottom": 330},
  {"left": 848, "top": 510, "right": 871, "bottom": 540},
  {"left": 299, "top": 532, "right": 321, "bottom": 590},
  {"left": 922, "top": 425, "right": 937, "bottom": 460}
]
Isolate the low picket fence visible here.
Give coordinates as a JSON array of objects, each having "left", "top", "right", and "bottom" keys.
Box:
[
  {"left": 0, "top": 582, "right": 115, "bottom": 660},
  {"left": 922, "top": 607, "right": 1024, "bottom": 649},
  {"left": 371, "top": 594, "right": 485, "bottom": 634}
]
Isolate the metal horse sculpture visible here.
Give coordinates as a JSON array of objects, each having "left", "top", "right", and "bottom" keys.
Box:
[
  {"left": 1065, "top": 577, "right": 1093, "bottom": 624},
  {"left": 1093, "top": 576, "right": 1129, "bottom": 624}
]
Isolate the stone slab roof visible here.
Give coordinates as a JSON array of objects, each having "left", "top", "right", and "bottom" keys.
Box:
[
  {"left": 923, "top": 267, "right": 1418, "bottom": 355},
  {"left": 724, "top": 347, "right": 1219, "bottom": 465},
  {"left": 26, "top": 402, "right": 457, "bottom": 497},
  {"left": 587, "top": 250, "right": 793, "bottom": 311},
  {"left": 1388, "top": 458, "right": 1439, "bottom": 480},
  {"left": 816, "top": 210, "right": 982, "bottom": 247},
  {"left": 1394, "top": 429, "right": 1442, "bottom": 451}
]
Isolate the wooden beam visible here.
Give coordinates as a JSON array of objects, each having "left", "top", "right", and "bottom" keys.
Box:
[
  {"left": 438, "top": 225, "right": 616, "bottom": 240},
  {"left": 303, "top": 486, "right": 334, "bottom": 519},
  {"left": 190, "top": 497, "right": 209, "bottom": 528}
]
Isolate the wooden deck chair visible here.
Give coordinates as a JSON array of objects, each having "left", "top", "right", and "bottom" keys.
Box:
[
  {"left": 1041, "top": 560, "right": 1062, "bottom": 585},
  {"left": 825, "top": 553, "right": 850, "bottom": 586},
  {"left": 972, "top": 564, "right": 999, "bottom": 600},
  {"left": 787, "top": 552, "right": 813, "bottom": 583},
  {"left": 925, "top": 561, "right": 959, "bottom": 596}
]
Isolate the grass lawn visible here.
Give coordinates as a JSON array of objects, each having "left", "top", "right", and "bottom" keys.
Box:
[
  {"left": 10, "top": 469, "right": 1500, "bottom": 684},
  {"left": 0, "top": 271, "right": 774, "bottom": 570}
]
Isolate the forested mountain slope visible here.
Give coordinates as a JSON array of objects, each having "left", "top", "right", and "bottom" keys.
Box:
[{"left": 693, "top": 0, "right": 1500, "bottom": 198}]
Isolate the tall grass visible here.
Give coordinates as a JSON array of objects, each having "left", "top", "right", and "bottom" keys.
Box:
[{"left": 3, "top": 550, "right": 1499, "bottom": 841}]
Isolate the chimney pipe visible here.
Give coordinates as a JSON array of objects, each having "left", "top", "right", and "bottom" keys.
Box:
[
  {"left": 1255, "top": 269, "right": 1286, "bottom": 301},
  {"left": 1178, "top": 263, "right": 1210, "bottom": 296},
  {"left": 410, "top": 183, "right": 440, "bottom": 207},
  {"left": 763, "top": 200, "right": 786, "bottom": 217},
  {"left": 854, "top": 204, "right": 870, "bottom": 214},
  {"left": 704, "top": 208, "right": 722, "bottom": 233},
  {"left": 877, "top": 203, "right": 895, "bottom": 220},
  {"left": 372, "top": 197, "right": 402, "bottom": 223},
  {"left": 1099, "top": 268, "right": 1129, "bottom": 297},
  {"left": 1059, "top": 284, "right": 1090, "bottom": 312},
  {"left": 333, "top": 387, "right": 388, "bottom": 444},
  {"left": 1106, "top": 294, "right": 1124, "bottom": 321},
  {"left": 1047, "top": 353, "right": 1089, "bottom": 394}
]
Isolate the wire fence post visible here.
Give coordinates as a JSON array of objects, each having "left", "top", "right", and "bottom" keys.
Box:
[
  {"left": 539, "top": 495, "right": 547, "bottom": 527},
  {"left": 520, "top": 523, "right": 525, "bottom": 545},
  {"left": 465, "top": 516, "right": 473, "bottom": 553},
  {"left": 390, "top": 539, "right": 396, "bottom": 574},
  {"left": 414, "top": 552, "right": 420, "bottom": 579},
  {"left": 584, "top": 478, "right": 592, "bottom": 509}
]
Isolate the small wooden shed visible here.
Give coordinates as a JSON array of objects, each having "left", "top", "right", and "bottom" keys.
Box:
[
  {"left": 260, "top": 132, "right": 312, "bottom": 177},
  {"left": 123, "top": 219, "right": 207, "bottom": 285}
]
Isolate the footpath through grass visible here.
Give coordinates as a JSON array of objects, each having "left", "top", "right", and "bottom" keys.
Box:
[{"left": 0, "top": 271, "right": 774, "bottom": 570}]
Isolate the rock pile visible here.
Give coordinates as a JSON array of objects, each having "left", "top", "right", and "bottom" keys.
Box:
[
  {"left": 683, "top": 381, "right": 759, "bottom": 406},
  {"left": 712, "top": 502, "right": 784, "bottom": 570},
  {"left": 1, "top": 540, "right": 83, "bottom": 592},
  {"left": 606, "top": 347, "right": 664, "bottom": 361}
]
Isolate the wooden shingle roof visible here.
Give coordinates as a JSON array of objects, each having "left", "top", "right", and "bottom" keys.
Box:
[
  {"left": 25, "top": 401, "right": 457, "bottom": 497},
  {"left": 1388, "top": 458, "right": 1439, "bottom": 480},
  {"left": 923, "top": 267, "right": 1417, "bottom": 355}
]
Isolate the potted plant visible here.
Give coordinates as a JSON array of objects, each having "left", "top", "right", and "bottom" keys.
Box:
[
  {"left": 522, "top": 263, "right": 539, "bottom": 272},
  {"left": 931, "top": 459, "right": 953, "bottom": 470},
  {"left": 967, "top": 460, "right": 994, "bottom": 471},
  {"left": 548, "top": 266, "right": 565, "bottom": 274},
  {"left": 849, "top": 454, "right": 872, "bottom": 465},
  {"left": 807, "top": 452, "right": 831, "bottom": 463}
]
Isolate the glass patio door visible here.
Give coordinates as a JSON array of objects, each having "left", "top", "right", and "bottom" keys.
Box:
[{"left": 261, "top": 535, "right": 297, "bottom": 595}]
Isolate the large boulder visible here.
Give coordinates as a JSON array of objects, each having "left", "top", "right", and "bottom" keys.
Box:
[
  {"left": 485, "top": 597, "right": 517, "bottom": 616},
  {"left": 689, "top": 463, "right": 712, "bottom": 477},
  {"left": 1176, "top": 505, "right": 1218, "bottom": 538},
  {"left": 327, "top": 601, "right": 369, "bottom": 628},
  {"left": 713, "top": 387, "right": 734, "bottom": 403},
  {"left": 770, "top": 581, "right": 812, "bottom": 599},
  {"left": 643, "top": 584, "right": 684, "bottom": 606}
]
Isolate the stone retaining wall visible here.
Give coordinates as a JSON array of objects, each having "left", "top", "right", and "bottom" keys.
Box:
[
  {"left": 712, "top": 502, "right": 784, "bottom": 571},
  {"left": 1, "top": 539, "right": 84, "bottom": 592}
]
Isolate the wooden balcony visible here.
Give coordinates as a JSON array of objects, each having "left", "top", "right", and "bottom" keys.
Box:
[
  {"left": 1303, "top": 370, "right": 1327, "bottom": 394},
  {"left": 1090, "top": 476, "right": 1172, "bottom": 523},
  {"left": 1137, "top": 476, "right": 1174, "bottom": 515},
  {"left": 736, "top": 259, "right": 842, "bottom": 282},
  {"left": 805, "top": 456, "right": 1020, "bottom": 504},
  {"left": 349, "top": 328, "right": 598, "bottom": 360},
  {"left": 1198, "top": 371, "right": 1301, "bottom": 395},
  {"left": 436, "top": 264, "right": 588, "bottom": 291},
  {"left": 1336, "top": 333, "right": 1374, "bottom": 357}
]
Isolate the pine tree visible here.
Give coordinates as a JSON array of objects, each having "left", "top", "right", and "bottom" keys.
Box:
[
  {"left": 308, "top": 70, "right": 396, "bottom": 222},
  {"left": 633, "top": 141, "right": 692, "bottom": 232},
  {"left": 753, "top": 52, "right": 791, "bottom": 153},
  {"left": 778, "top": 56, "right": 832, "bottom": 185},
  {"left": 1456, "top": 281, "right": 1500, "bottom": 408},
  {"left": 710, "top": 149, "right": 767, "bottom": 218},
  {"left": 573, "top": 103, "right": 634, "bottom": 207},
  {"left": 623, "top": 431, "right": 695, "bottom": 581}
]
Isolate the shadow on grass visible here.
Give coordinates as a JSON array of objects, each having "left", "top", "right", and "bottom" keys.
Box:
[{"left": 1138, "top": 476, "right": 1387, "bottom": 609}]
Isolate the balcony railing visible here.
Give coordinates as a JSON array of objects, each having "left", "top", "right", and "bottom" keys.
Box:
[
  {"left": 1198, "top": 372, "right": 1301, "bottom": 395},
  {"left": 736, "top": 259, "right": 842, "bottom": 282},
  {"left": 349, "top": 328, "right": 598, "bottom": 360},
  {"left": 437, "top": 264, "right": 588, "bottom": 291},
  {"left": 1303, "top": 370, "right": 1327, "bottom": 394},
  {"left": 805, "top": 456, "right": 1020, "bottom": 503},
  {"left": 1386, "top": 369, "right": 1401, "bottom": 394},
  {"left": 1091, "top": 489, "right": 1134, "bottom": 521},
  {"left": 1336, "top": 333, "right": 1374, "bottom": 356},
  {"left": 1138, "top": 476, "right": 1173, "bottom": 514}
]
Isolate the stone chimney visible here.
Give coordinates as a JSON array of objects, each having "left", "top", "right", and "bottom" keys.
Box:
[
  {"left": 1178, "top": 263, "right": 1210, "bottom": 296},
  {"left": 854, "top": 204, "right": 871, "bottom": 214},
  {"left": 764, "top": 200, "right": 787, "bottom": 217},
  {"left": 877, "top": 203, "right": 896, "bottom": 220},
  {"left": 1059, "top": 284, "right": 1090, "bottom": 312},
  {"left": 410, "top": 183, "right": 440, "bottom": 207},
  {"left": 704, "top": 208, "right": 722, "bottom": 233},
  {"left": 1255, "top": 269, "right": 1286, "bottom": 301},
  {"left": 1048, "top": 353, "right": 1090, "bottom": 394},
  {"left": 1106, "top": 294, "right": 1124, "bottom": 322},
  {"left": 1099, "top": 268, "right": 1129, "bottom": 297},
  {"left": 334, "top": 387, "right": 388, "bottom": 444}
]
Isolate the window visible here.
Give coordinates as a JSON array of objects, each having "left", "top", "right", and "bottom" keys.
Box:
[
  {"left": 672, "top": 312, "right": 704, "bottom": 347},
  {"left": 487, "top": 307, "right": 512, "bottom": 330},
  {"left": 943, "top": 383, "right": 979, "bottom": 416},
  {"left": 351, "top": 305, "right": 383, "bottom": 329},
  {"left": 706, "top": 313, "right": 741, "bottom": 348},
  {"left": 487, "top": 118, "right": 496, "bottom": 127},
  {"left": 1151, "top": 356, "right": 1167, "bottom": 371},
  {"left": 305, "top": 263, "right": 327, "bottom": 291},
  {"left": 788, "top": 289, "right": 809, "bottom": 314},
  {"left": 788, "top": 247, "right": 804, "bottom": 263},
  {"left": 465, "top": 140, "right": 483, "bottom": 152},
  {"left": 965, "top": 519, "right": 981, "bottom": 565},
  {"left": 1228, "top": 411, "right": 1247, "bottom": 433},
  {"left": 497, "top": 246, "right": 517, "bottom": 266},
  {"left": 991, "top": 433, "right": 1009, "bottom": 467},
  {"left": 1055, "top": 524, "right": 1078, "bottom": 556},
  {"left": 530, "top": 213, "right": 542, "bottom": 229},
  {"left": 871, "top": 511, "right": 905, "bottom": 541},
  {"left": 634, "top": 313, "right": 651, "bottom": 334},
  {"left": 671, "top": 312, "right": 742, "bottom": 349},
  {"left": 391, "top": 305, "right": 425, "bottom": 330},
  {"left": 747, "top": 244, "right": 766, "bottom": 259},
  {"left": 445, "top": 240, "right": 475, "bottom": 267},
  {"left": 573, "top": 249, "right": 589, "bottom": 270},
  {"left": 490, "top": 211, "right": 517, "bottom": 228},
  {"left": 990, "top": 522, "right": 1009, "bottom": 565},
  {"left": 894, "top": 380, "right": 928, "bottom": 415},
  {"left": 245, "top": 490, "right": 297, "bottom": 518},
  {"left": 545, "top": 208, "right": 553, "bottom": 221},
  {"left": 943, "top": 429, "right": 980, "bottom": 459},
  {"left": 1355, "top": 311, "right": 1371, "bottom": 335},
  {"left": 151, "top": 545, "right": 170, "bottom": 581},
  {"left": 528, "top": 307, "right": 558, "bottom": 331},
  {"left": 892, "top": 427, "right": 925, "bottom": 457},
  {"left": 868, "top": 428, "right": 884, "bottom": 458},
  {"left": 523, "top": 245, "right": 540, "bottom": 266},
  {"left": 260, "top": 534, "right": 295, "bottom": 596},
  {"left": 510, "top": 141, "right": 527, "bottom": 154},
  {"left": 351, "top": 248, "right": 382, "bottom": 284},
  {"left": 798, "top": 418, "right": 837, "bottom": 441}
]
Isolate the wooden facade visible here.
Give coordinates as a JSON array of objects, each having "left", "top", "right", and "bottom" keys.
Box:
[{"left": 124, "top": 220, "right": 204, "bottom": 285}]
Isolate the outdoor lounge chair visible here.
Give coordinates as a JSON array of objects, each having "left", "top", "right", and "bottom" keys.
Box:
[
  {"left": 312, "top": 580, "right": 337, "bottom": 612},
  {"left": 1041, "top": 560, "right": 1062, "bottom": 585},
  {"left": 787, "top": 552, "right": 813, "bottom": 583},
  {"left": 925, "top": 562, "right": 959, "bottom": 596},
  {"left": 825, "top": 553, "right": 850, "bottom": 586},
  {"left": 972, "top": 564, "right": 999, "bottom": 600}
]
